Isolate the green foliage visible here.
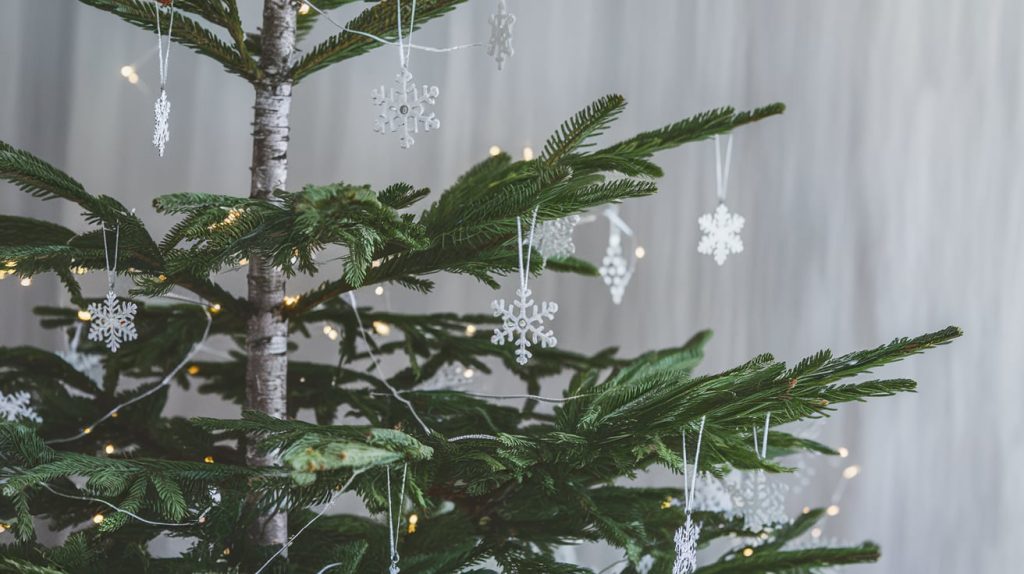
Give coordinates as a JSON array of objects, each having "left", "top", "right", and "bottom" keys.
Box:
[{"left": 0, "top": 37, "right": 958, "bottom": 570}]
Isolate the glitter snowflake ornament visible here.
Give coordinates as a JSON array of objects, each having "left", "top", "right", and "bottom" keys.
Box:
[
  {"left": 672, "top": 514, "right": 701, "bottom": 574},
  {"left": 726, "top": 470, "right": 789, "bottom": 532},
  {"left": 692, "top": 475, "right": 735, "bottom": 515},
  {"left": 153, "top": 89, "right": 171, "bottom": 157},
  {"left": 487, "top": 0, "right": 515, "bottom": 70},
  {"left": 491, "top": 287, "right": 557, "bottom": 365},
  {"left": 697, "top": 203, "right": 744, "bottom": 265},
  {"left": 372, "top": 68, "right": 440, "bottom": 149},
  {"left": 532, "top": 215, "right": 581, "bottom": 262},
  {"left": 0, "top": 390, "right": 42, "bottom": 423},
  {"left": 87, "top": 291, "right": 138, "bottom": 353}
]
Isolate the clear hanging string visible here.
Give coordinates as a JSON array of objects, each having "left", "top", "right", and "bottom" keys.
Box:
[
  {"left": 752, "top": 412, "right": 771, "bottom": 459},
  {"left": 681, "top": 416, "right": 707, "bottom": 511},
  {"left": 517, "top": 207, "right": 540, "bottom": 292},
  {"left": 386, "top": 463, "right": 409, "bottom": 574},
  {"left": 100, "top": 224, "right": 120, "bottom": 290},
  {"left": 714, "top": 134, "right": 734, "bottom": 204},
  {"left": 395, "top": 0, "right": 418, "bottom": 70}
]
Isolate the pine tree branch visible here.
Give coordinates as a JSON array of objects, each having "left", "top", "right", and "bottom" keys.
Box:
[
  {"left": 291, "top": 0, "right": 470, "bottom": 82},
  {"left": 75, "top": 0, "right": 259, "bottom": 80}
]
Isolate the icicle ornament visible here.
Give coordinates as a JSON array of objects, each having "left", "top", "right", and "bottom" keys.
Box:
[
  {"left": 697, "top": 134, "right": 744, "bottom": 265},
  {"left": 599, "top": 205, "right": 637, "bottom": 304},
  {"left": 153, "top": 1, "right": 176, "bottom": 157},
  {"left": 487, "top": 0, "right": 515, "bottom": 70}
]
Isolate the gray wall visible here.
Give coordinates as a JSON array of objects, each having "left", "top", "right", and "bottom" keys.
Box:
[{"left": 1, "top": 1, "right": 1019, "bottom": 572}]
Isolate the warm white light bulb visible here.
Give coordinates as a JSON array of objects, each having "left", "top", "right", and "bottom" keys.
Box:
[
  {"left": 298, "top": 2, "right": 311, "bottom": 15},
  {"left": 522, "top": 146, "right": 534, "bottom": 161},
  {"left": 373, "top": 321, "right": 391, "bottom": 336},
  {"left": 465, "top": 324, "right": 477, "bottom": 336},
  {"left": 843, "top": 465, "right": 860, "bottom": 479},
  {"left": 489, "top": 145, "right": 501, "bottom": 157},
  {"left": 463, "top": 368, "right": 474, "bottom": 379},
  {"left": 634, "top": 246, "right": 646, "bottom": 259},
  {"left": 19, "top": 277, "right": 31, "bottom": 287},
  {"left": 826, "top": 505, "right": 840, "bottom": 516},
  {"left": 120, "top": 65, "right": 134, "bottom": 78},
  {"left": 811, "top": 527, "right": 822, "bottom": 538},
  {"left": 837, "top": 447, "right": 849, "bottom": 458},
  {"left": 375, "top": 286, "right": 385, "bottom": 296},
  {"left": 128, "top": 72, "right": 140, "bottom": 85}
]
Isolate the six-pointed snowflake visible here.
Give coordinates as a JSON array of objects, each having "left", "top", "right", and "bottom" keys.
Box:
[
  {"left": 672, "top": 513, "right": 701, "bottom": 574},
  {"left": 153, "top": 88, "right": 171, "bottom": 157},
  {"left": 372, "top": 68, "right": 440, "bottom": 149},
  {"left": 697, "top": 203, "right": 744, "bottom": 265},
  {"left": 599, "top": 229, "right": 633, "bottom": 304},
  {"left": 532, "top": 215, "right": 580, "bottom": 262},
  {"left": 88, "top": 291, "right": 138, "bottom": 353},
  {"left": 726, "top": 470, "right": 789, "bottom": 532},
  {"left": 491, "top": 287, "right": 557, "bottom": 365},
  {"left": 419, "top": 362, "right": 474, "bottom": 391},
  {"left": 487, "top": 0, "right": 516, "bottom": 70},
  {"left": 0, "top": 390, "right": 42, "bottom": 423}
]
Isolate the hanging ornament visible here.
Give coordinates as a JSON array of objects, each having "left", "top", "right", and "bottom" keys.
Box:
[
  {"left": 152, "top": 0, "right": 176, "bottom": 157},
  {"left": 0, "top": 390, "right": 42, "bottom": 423},
  {"left": 418, "top": 362, "right": 474, "bottom": 391},
  {"left": 598, "top": 205, "right": 637, "bottom": 304},
  {"left": 727, "top": 413, "right": 789, "bottom": 531},
  {"left": 532, "top": 214, "right": 580, "bottom": 262},
  {"left": 87, "top": 225, "right": 138, "bottom": 353},
  {"left": 57, "top": 323, "right": 104, "bottom": 387},
  {"left": 673, "top": 416, "right": 706, "bottom": 574},
  {"left": 386, "top": 464, "right": 409, "bottom": 574},
  {"left": 487, "top": 0, "right": 515, "bottom": 70},
  {"left": 491, "top": 208, "right": 558, "bottom": 365},
  {"left": 372, "top": 0, "right": 439, "bottom": 149},
  {"left": 697, "top": 134, "right": 744, "bottom": 265}
]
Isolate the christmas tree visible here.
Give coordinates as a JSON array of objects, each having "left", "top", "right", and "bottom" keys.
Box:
[{"left": 0, "top": 1, "right": 960, "bottom": 572}]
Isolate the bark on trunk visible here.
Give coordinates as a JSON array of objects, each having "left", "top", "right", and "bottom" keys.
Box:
[{"left": 245, "top": 0, "right": 296, "bottom": 550}]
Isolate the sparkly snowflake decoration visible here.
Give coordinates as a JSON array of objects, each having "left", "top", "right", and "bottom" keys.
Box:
[
  {"left": 0, "top": 390, "right": 42, "bottom": 423},
  {"left": 372, "top": 68, "right": 440, "bottom": 149},
  {"left": 726, "top": 470, "right": 789, "bottom": 532},
  {"left": 491, "top": 287, "right": 557, "bottom": 365},
  {"left": 153, "top": 88, "right": 171, "bottom": 157},
  {"left": 692, "top": 475, "right": 734, "bottom": 514},
  {"left": 419, "top": 362, "right": 474, "bottom": 391},
  {"left": 58, "top": 348, "right": 104, "bottom": 387},
  {"left": 697, "top": 203, "right": 744, "bottom": 265},
  {"left": 532, "top": 215, "right": 580, "bottom": 262},
  {"left": 672, "top": 513, "right": 701, "bottom": 574},
  {"left": 599, "top": 228, "right": 633, "bottom": 304},
  {"left": 87, "top": 291, "right": 138, "bottom": 353},
  {"left": 487, "top": 0, "right": 516, "bottom": 70}
]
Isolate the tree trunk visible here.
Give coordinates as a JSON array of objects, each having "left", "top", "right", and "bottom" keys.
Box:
[{"left": 245, "top": 0, "right": 296, "bottom": 550}]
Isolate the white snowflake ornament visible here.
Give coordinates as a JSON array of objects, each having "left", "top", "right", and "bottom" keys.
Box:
[
  {"left": 153, "top": 88, "right": 171, "bottom": 157},
  {"left": 419, "top": 362, "right": 474, "bottom": 391},
  {"left": 726, "top": 470, "right": 789, "bottom": 532},
  {"left": 372, "top": 68, "right": 440, "bottom": 149},
  {"left": 532, "top": 215, "right": 580, "bottom": 262},
  {"left": 0, "top": 390, "right": 42, "bottom": 423},
  {"left": 672, "top": 513, "right": 701, "bottom": 574},
  {"left": 487, "top": 0, "right": 515, "bottom": 70},
  {"left": 599, "top": 227, "right": 633, "bottom": 304},
  {"left": 692, "top": 475, "right": 734, "bottom": 515},
  {"left": 697, "top": 203, "right": 744, "bottom": 265},
  {"left": 87, "top": 291, "right": 138, "bottom": 353},
  {"left": 491, "top": 287, "right": 557, "bottom": 365}
]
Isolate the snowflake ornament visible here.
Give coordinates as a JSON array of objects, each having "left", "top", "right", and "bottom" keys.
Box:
[
  {"left": 419, "top": 362, "right": 474, "bottom": 391},
  {"left": 599, "top": 227, "right": 633, "bottom": 304},
  {"left": 57, "top": 349, "right": 103, "bottom": 387},
  {"left": 153, "top": 88, "right": 171, "bottom": 157},
  {"left": 726, "top": 470, "right": 789, "bottom": 532},
  {"left": 87, "top": 291, "right": 138, "bottom": 353},
  {"left": 692, "top": 475, "right": 734, "bottom": 515},
  {"left": 672, "top": 513, "right": 701, "bottom": 574},
  {"left": 532, "top": 215, "right": 581, "bottom": 262},
  {"left": 0, "top": 390, "right": 42, "bottom": 423},
  {"left": 487, "top": 0, "right": 516, "bottom": 70},
  {"left": 372, "top": 68, "right": 440, "bottom": 149},
  {"left": 491, "top": 287, "right": 557, "bottom": 365},
  {"left": 697, "top": 203, "right": 744, "bottom": 265}
]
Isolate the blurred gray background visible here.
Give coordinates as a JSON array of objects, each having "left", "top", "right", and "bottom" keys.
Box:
[{"left": 1, "top": 1, "right": 1019, "bottom": 572}]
